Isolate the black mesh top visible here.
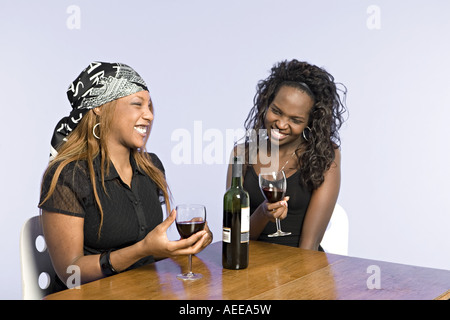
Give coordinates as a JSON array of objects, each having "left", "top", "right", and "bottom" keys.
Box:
[{"left": 39, "top": 153, "right": 165, "bottom": 262}]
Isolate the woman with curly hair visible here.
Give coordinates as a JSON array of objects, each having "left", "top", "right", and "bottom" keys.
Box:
[{"left": 228, "top": 59, "right": 347, "bottom": 250}]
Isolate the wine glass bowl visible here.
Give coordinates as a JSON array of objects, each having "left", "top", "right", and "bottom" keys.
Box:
[
  {"left": 176, "top": 217, "right": 206, "bottom": 239},
  {"left": 258, "top": 171, "right": 291, "bottom": 237},
  {"left": 175, "top": 204, "right": 206, "bottom": 280}
]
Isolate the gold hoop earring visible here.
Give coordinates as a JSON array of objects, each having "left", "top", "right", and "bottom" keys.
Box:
[{"left": 93, "top": 123, "right": 100, "bottom": 140}]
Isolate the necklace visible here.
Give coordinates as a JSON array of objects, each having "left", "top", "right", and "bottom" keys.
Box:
[{"left": 280, "top": 150, "right": 297, "bottom": 172}]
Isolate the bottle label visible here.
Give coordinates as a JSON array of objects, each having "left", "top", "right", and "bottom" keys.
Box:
[
  {"left": 222, "top": 207, "right": 250, "bottom": 244},
  {"left": 241, "top": 207, "right": 250, "bottom": 243},
  {"left": 241, "top": 207, "right": 249, "bottom": 233},
  {"left": 223, "top": 227, "right": 231, "bottom": 243},
  {"left": 241, "top": 232, "right": 249, "bottom": 243}
]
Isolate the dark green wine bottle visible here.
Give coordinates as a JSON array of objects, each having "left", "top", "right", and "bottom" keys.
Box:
[{"left": 222, "top": 156, "right": 250, "bottom": 269}]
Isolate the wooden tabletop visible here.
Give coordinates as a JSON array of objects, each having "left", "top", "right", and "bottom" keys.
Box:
[{"left": 45, "top": 241, "right": 450, "bottom": 300}]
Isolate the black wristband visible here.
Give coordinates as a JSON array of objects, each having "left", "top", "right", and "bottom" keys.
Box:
[{"left": 100, "top": 250, "right": 118, "bottom": 276}]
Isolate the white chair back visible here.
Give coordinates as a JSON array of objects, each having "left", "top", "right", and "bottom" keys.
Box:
[
  {"left": 321, "top": 204, "right": 349, "bottom": 255},
  {"left": 20, "top": 215, "right": 56, "bottom": 299}
]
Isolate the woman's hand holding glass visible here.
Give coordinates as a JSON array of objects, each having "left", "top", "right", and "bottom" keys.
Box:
[
  {"left": 261, "top": 196, "right": 290, "bottom": 222},
  {"left": 138, "top": 209, "right": 211, "bottom": 260}
]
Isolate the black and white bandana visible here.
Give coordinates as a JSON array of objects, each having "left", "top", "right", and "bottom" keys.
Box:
[{"left": 50, "top": 61, "right": 148, "bottom": 159}]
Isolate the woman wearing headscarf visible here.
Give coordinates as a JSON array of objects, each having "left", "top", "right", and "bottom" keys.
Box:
[{"left": 39, "top": 62, "right": 212, "bottom": 291}]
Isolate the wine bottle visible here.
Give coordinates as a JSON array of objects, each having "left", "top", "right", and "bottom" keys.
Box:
[{"left": 222, "top": 156, "right": 250, "bottom": 269}]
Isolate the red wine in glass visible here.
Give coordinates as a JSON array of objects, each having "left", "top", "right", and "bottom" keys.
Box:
[
  {"left": 262, "top": 187, "right": 285, "bottom": 203},
  {"left": 176, "top": 220, "right": 206, "bottom": 239}
]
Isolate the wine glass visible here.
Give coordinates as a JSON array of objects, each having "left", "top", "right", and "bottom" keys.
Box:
[
  {"left": 258, "top": 170, "right": 291, "bottom": 237},
  {"left": 175, "top": 204, "right": 206, "bottom": 280}
]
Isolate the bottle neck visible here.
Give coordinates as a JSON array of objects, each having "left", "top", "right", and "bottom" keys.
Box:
[
  {"left": 231, "top": 176, "right": 243, "bottom": 188},
  {"left": 231, "top": 162, "right": 243, "bottom": 188}
]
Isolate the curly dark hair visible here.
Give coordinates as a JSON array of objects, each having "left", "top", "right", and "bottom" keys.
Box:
[{"left": 244, "top": 59, "right": 347, "bottom": 190}]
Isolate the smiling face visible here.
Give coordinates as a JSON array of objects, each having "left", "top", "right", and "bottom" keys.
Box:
[
  {"left": 264, "top": 85, "right": 314, "bottom": 148},
  {"left": 107, "top": 90, "right": 153, "bottom": 152}
]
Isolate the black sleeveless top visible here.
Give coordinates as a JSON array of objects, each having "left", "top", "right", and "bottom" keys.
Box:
[{"left": 243, "top": 166, "right": 312, "bottom": 247}]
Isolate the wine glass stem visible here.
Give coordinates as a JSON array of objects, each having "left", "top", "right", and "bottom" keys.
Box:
[
  {"left": 188, "top": 254, "right": 193, "bottom": 275},
  {"left": 276, "top": 218, "right": 282, "bottom": 232}
]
